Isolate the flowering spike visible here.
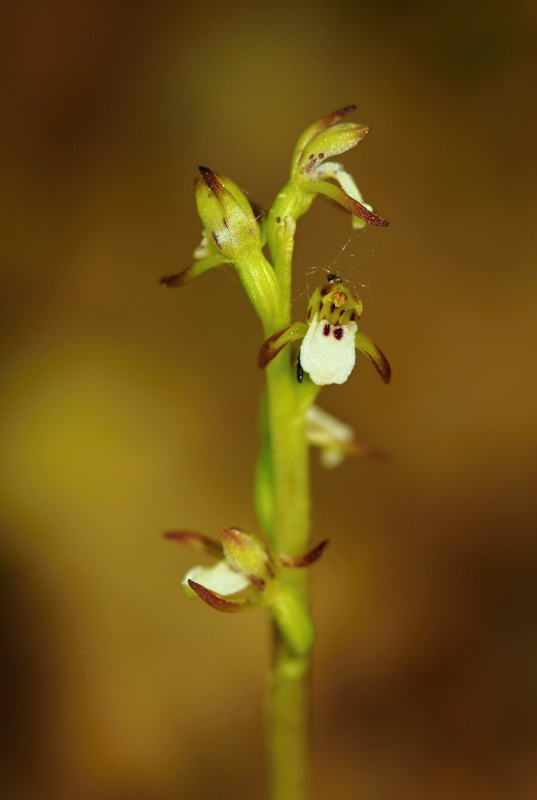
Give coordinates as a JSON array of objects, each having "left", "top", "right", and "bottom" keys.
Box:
[
  {"left": 355, "top": 332, "right": 391, "bottom": 383},
  {"left": 187, "top": 580, "right": 255, "bottom": 613},
  {"left": 278, "top": 540, "right": 329, "bottom": 568},
  {"left": 164, "top": 530, "right": 223, "bottom": 557}
]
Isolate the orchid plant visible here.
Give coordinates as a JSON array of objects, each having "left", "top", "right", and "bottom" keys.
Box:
[{"left": 161, "top": 106, "right": 390, "bottom": 800}]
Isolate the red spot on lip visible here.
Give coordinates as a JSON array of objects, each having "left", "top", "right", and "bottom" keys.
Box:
[
  {"left": 333, "top": 327, "right": 344, "bottom": 340},
  {"left": 323, "top": 324, "right": 330, "bottom": 336}
]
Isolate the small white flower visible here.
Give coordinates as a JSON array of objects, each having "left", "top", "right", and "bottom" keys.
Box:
[
  {"left": 300, "top": 312, "right": 358, "bottom": 385},
  {"left": 182, "top": 560, "right": 250, "bottom": 596},
  {"left": 305, "top": 405, "right": 354, "bottom": 467}
]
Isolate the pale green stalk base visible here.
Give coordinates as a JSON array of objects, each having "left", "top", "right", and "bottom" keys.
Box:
[{"left": 268, "top": 628, "right": 309, "bottom": 800}]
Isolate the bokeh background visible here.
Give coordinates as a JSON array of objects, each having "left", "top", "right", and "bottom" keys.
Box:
[{"left": 1, "top": 1, "right": 537, "bottom": 798}]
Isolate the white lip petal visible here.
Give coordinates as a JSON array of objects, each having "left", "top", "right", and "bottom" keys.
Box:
[
  {"left": 182, "top": 561, "right": 250, "bottom": 596},
  {"left": 300, "top": 313, "right": 358, "bottom": 385}
]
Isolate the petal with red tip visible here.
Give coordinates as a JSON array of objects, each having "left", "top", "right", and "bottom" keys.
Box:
[
  {"left": 258, "top": 322, "right": 308, "bottom": 368},
  {"left": 278, "top": 540, "right": 329, "bottom": 568},
  {"left": 188, "top": 580, "right": 255, "bottom": 613},
  {"left": 305, "top": 180, "right": 389, "bottom": 227},
  {"left": 164, "top": 530, "right": 223, "bottom": 557},
  {"left": 355, "top": 332, "right": 391, "bottom": 383}
]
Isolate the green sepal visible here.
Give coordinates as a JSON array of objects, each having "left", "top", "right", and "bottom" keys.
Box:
[
  {"left": 291, "top": 105, "right": 357, "bottom": 171},
  {"left": 303, "top": 180, "right": 389, "bottom": 227},
  {"left": 195, "top": 167, "right": 260, "bottom": 256},
  {"left": 314, "top": 161, "right": 373, "bottom": 231},
  {"left": 160, "top": 253, "right": 229, "bottom": 287},
  {"left": 220, "top": 528, "right": 273, "bottom": 587},
  {"left": 187, "top": 579, "right": 257, "bottom": 613},
  {"left": 258, "top": 322, "right": 308, "bottom": 368},
  {"left": 294, "top": 122, "right": 368, "bottom": 178},
  {"left": 355, "top": 331, "right": 391, "bottom": 383}
]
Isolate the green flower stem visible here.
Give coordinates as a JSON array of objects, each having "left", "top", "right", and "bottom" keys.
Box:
[
  {"left": 267, "top": 184, "right": 312, "bottom": 325},
  {"left": 268, "top": 629, "right": 310, "bottom": 800},
  {"left": 264, "top": 355, "right": 310, "bottom": 555},
  {"left": 261, "top": 246, "right": 319, "bottom": 798},
  {"left": 262, "top": 400, "right": 314, "bottom": 800}
]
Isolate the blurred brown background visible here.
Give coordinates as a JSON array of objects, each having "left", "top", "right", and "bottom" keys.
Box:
[{"left": 1, "top": 1, "right": 536, "bottom": 798}]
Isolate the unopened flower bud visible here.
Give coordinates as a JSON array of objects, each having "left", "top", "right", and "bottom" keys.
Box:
[
  {"left": 195, "top": 167, "right": 261, "bottom": 260},
  {"left": 220, "top": 528, "right": 274, "bottom": 588}
]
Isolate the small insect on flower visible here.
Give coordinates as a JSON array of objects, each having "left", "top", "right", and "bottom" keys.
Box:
[{"left": 296, "top": 354, "right": 304, "bottom": 383}]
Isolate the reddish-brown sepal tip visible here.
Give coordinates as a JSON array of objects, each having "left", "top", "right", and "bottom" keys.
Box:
[
  {"left": 348, "top": 441, "right": 388, "bottom": 460},
  {"left": 347, "top": 199, "right": 389, "bottom": 228},
  {"left": 219, "top": 526, "right": 244, "bottom": 542},
  {"left": 320, "top": 105, "right": 357, "bottom": 129},
  {"left": 374, "top": 351, "right": 391, "bottom": 384},
  {"left": 312, "top": 181, "right": 389, "bottom": 227},
  {"left": 187, "top": 580, "right": 252, "bottom": 613},
  {"left": 279, "top": 540, "right": 329, "bottom": 568},
  {"left": 369, "top": 215, "right": 389, "bottom": 228},
  {"left": 164, "top": 530, "right": 223, "bottom": 557},
  {"left": 160, "top": 271, "right": 188, "bottom": 287},
  {"left": 198, "top": 166, "right": 223, "bottom": 195}
]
